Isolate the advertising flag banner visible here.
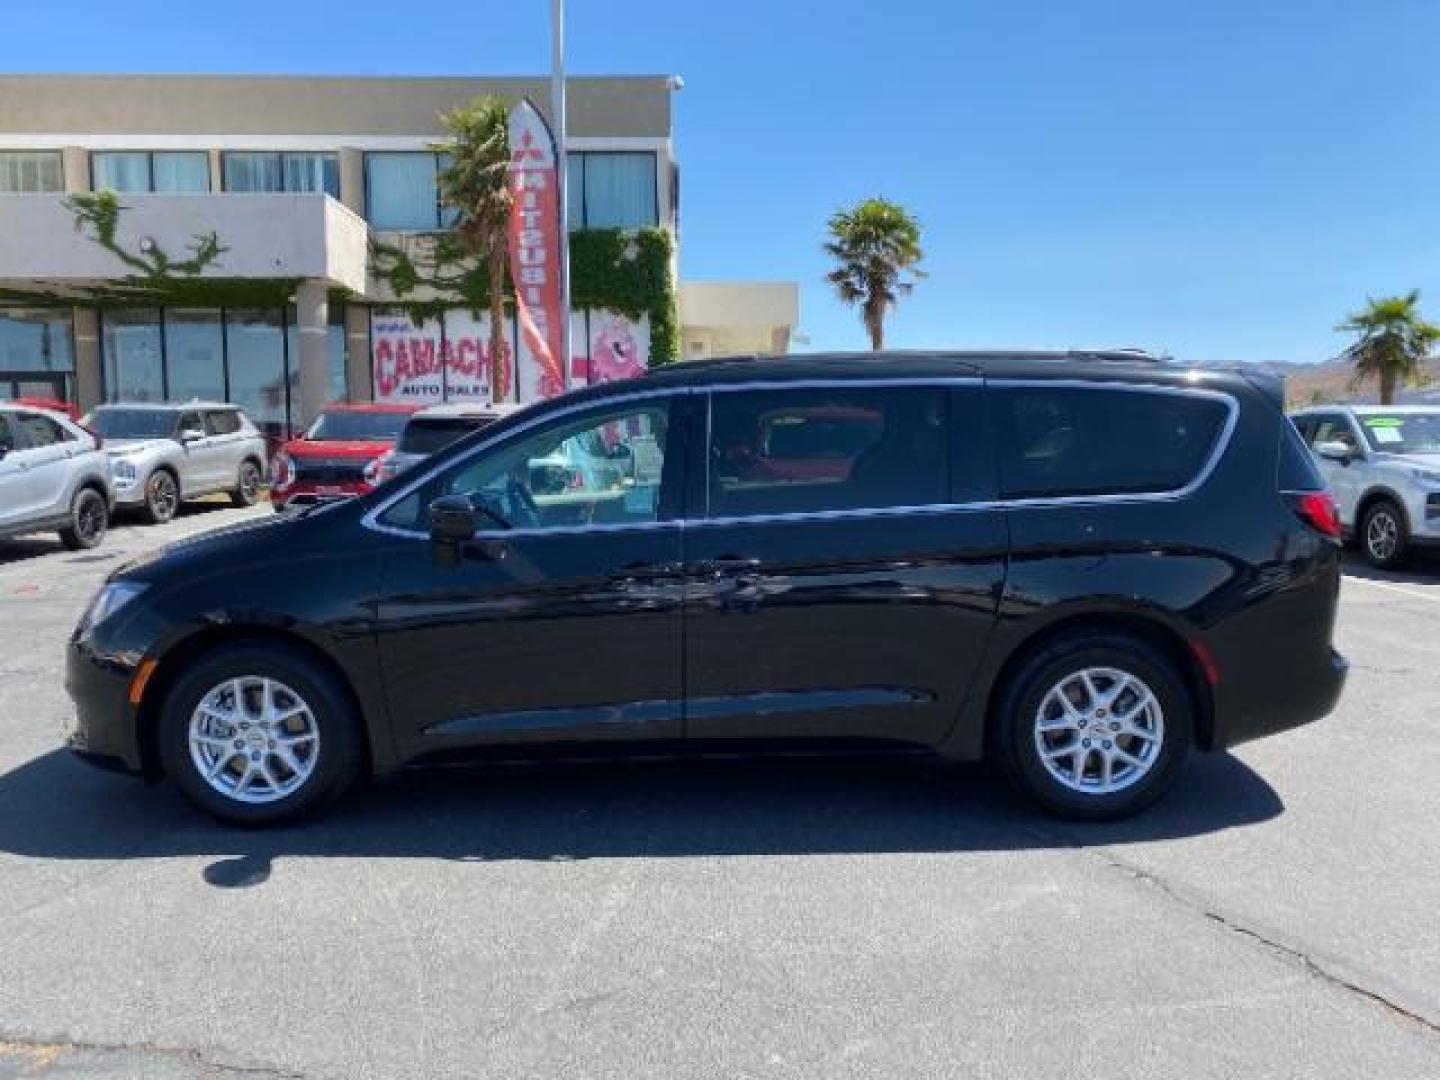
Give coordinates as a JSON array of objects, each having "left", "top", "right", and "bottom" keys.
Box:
[{"left": 508, "top": 99, "right": 565, "bottom": 401}]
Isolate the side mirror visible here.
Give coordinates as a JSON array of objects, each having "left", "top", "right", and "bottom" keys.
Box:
[
  {"left": 1314, "top": 440, "right": 1356, "bottom": 464},
  {"left": 429, "top": 494, "right": 480, "bottom": 544},
  {"left": 179, "top": 428, "right": 205, "bottom": 444}
]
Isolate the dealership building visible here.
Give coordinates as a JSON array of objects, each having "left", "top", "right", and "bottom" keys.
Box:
[{"left": 0, "top": 74, "right": 798, "bottom": 432}]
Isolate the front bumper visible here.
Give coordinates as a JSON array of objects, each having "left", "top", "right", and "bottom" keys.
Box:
[
  {"left": 63, "top": 638, "right": 145, "bottom": 774},
  {"left": 271, "top": 482, "right": 370, "bottom": 511}
]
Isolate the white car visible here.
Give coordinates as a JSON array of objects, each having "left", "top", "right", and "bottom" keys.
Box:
[
  {"left": 83, "top": 402, "right": 268, "bottom": 523},
  {"left": 0, "top": 403, "right": 113, "bottom": 550},
  {"left": 377, "top": 402, "right": 525, "bottom": 483},
  {"left": 1291, "top": 405, "right": 1440, "bottom": 567}
]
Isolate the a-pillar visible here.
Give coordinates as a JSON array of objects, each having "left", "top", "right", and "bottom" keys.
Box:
[{"left": 294, "top": 281, "right": 330, "bottom": 428}]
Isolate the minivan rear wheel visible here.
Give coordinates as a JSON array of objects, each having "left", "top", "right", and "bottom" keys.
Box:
[
  {"left": 1361, "top": 498, "right": 1409, "bottom": 569},
  {"left": 158, "top": 643, "right": 364, "bottom": 825},
  {"left": 996, "top": 633, "right": 1192, "bottom": 820}
]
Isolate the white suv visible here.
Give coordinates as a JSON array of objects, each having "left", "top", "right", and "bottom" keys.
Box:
[
  {"left": 1291, "top": 406, "right": 1440, "bottom": 568},
  {"left": 0, "top": 404, "right": 114, "bottom": 550}
]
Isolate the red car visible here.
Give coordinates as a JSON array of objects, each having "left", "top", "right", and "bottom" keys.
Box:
[
  {"left": 270, "top": 403, "right": 417, "bottom": 512},
  {"left": 14, "top": 396, "right": 81, "bottom": 422}
]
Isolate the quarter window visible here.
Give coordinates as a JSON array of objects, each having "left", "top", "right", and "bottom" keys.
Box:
[
  {"left": 993, "top": 387, "right": 1229, "bottom": 499},
  {"left": 381, "top": 400, "right": 673, "bottom": 533},
  {"left": 708, "top": 388, "right": 948, "bottom": 518}
]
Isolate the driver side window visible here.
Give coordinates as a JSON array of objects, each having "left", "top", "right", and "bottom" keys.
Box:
[{"left": 380, "top": 398, "right": 673, "bottom": 534}]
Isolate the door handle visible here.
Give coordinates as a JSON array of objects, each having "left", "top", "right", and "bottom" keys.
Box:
[
  {"left": 702, "top": 556, "right": 762, "bottom": 574},
  {"left": 611, "top": 560, "right": 683, "bottom": 580}
]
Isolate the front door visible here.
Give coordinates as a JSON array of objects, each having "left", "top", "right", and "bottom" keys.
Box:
[
  {"left": 683, "top": 383, "right": 1006, "bottom": 747},
  {"left": 371, "top": 392, "right": 687, "bottom": 761}
]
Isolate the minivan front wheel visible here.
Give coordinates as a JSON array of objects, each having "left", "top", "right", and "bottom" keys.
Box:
[
  {"left": 996, "top": 634, "right": 1192, "bottom": 820},
  {"left": 1361, "top": 498, "right": 1408, "bottom": 569},
  {"left": 158, "top": 644, "right": 363, "bottom": 825}
]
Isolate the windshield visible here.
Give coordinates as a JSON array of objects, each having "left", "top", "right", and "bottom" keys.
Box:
[
  {"left": 305, "top": 410, "right": 409, "bottom": 442},
  {"left": 1357, "top": 413, "right": 1440, "bottom": 454},
  {"left": 397, "top": 416, "right": 495, "bottom": 456},
  {"left": 84, "top": 408, "right": 176, "bottom": 439}
]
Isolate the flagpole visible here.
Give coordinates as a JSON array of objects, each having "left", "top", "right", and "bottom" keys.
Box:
[{"left": 551, "top": 0, "right": 572, "bottom": 391}]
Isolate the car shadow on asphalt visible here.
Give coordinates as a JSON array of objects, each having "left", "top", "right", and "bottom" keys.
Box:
[
  {"left": 1342, "top": 550, "right": 1440, "bottom": 584},
  {"left": 0, "top": 749, "right": 1283, "bottom": 888},
  {"left": 0, "top": 500, "right": 238, "bottom": 568}
]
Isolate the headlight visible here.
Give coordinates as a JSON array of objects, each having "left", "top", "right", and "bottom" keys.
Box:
[
  {"left": 77, "top": 580, "right": 149, "bottom": 638},
  {"left": 1409, "top": 467, "right": 1440, "bottom": 486}
]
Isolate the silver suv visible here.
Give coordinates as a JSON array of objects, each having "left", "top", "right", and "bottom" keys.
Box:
[
  {"left": 0, "top": 404, "right": 113, "bottom": 549},
  {"left": 1291, "top": 406, "right": 1440, "bottom": 567},
  {"left": 84, "top": 403, "right": 268, "bottom": 524}
]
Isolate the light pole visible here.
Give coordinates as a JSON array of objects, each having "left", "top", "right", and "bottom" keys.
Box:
[{"left": 551, "top": 0, "right": 572, "bottom": 390}]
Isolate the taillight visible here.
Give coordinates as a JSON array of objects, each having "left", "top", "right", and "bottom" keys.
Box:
[
  {"left": 1287, "top": 490, "right": 1341, "bottom": 540},
  {"left": 272, "top": 453, "right": 294, "bottom": 492}
]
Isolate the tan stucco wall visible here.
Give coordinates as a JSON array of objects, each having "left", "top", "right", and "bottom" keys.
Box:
[{"left": 0, "top": 75, "right": 672, "bottom": 139}]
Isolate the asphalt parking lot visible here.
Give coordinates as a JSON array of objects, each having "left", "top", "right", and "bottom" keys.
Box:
[{"left": 1, "top": 505, "right": 1438, "bottom": 1079}]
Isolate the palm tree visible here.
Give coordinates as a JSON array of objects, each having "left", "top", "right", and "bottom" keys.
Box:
[
  {"left": 824, "top": 198, "right": 925, "bottom": 350},
  {"left": 437, "top": 97, "right": 513, "bottom": 399},
  {"left": 1337, "top": 290, "right": 1440, "bottom": 405}
]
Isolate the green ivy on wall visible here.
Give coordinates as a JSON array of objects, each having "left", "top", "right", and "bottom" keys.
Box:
[{"left": 371, "top": 227, "right": 678, "bottom": 366}]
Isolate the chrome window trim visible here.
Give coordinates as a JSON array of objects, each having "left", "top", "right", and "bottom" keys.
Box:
[{"left": 360, "top": 375, "right": 1239, "bottom": 540}]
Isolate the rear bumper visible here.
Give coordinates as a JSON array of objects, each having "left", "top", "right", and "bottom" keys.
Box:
[{"left": 1211, "top": 647, "right": 1348, "bottom": 750}]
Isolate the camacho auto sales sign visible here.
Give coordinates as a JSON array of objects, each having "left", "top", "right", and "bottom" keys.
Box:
[{"left": 508, "top": 99, "right": 565, "bottom": 400}]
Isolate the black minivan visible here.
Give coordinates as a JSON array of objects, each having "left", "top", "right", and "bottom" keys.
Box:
[{"left": 65, "top": 352, "right": 1348, "bottom": 825}]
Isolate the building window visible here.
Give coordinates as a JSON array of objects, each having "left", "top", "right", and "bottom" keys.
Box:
[
  {"left": 100, "top": 304, "right": 349, "bottom": 436},
  {"left": 164, "top": 310, "right": 225, "bottom": 403},
  {"left": 93, "top": 151, "right": 210, "bottom": 193},
  {"left": 222, "top": 152, "right": 339, "bottom": 198},
  {"left": 567, "top": 152, "right": 658, "bottom": 229},
  {"left": 227, "top": 310, "right": 289, "bottom": 442},
  {"left": 102, "top": 309, "right": 165, "bottom": 404},
  {"left": 0, "top": 309, "right": 75, "bottom": 372},
  {"left": 365, "top": 152, "right": 457, "bottom": 231},
  {"left": 0, "top": 151, "right": 63, "bottom": 193}
]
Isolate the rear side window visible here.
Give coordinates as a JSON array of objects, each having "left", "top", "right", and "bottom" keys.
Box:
[
  {"left": 398, "top": 417, "right": 489, "bottom": 456},
  {"left": 205, "top": 410, "right": 241, "bottom": 436},
  {"left": 992, "top": 386, "right": 1229, "bottom": 499},
  {"left": 708, "top": 387, "right": 948, "bottom": 517}
]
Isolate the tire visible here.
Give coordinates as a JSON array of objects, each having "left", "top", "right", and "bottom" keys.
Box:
[
  {"left": 231, "top": 458, "right": 263, "bottom": 508},
  {"left": 59, "top": 486, "right": 109, "bottom": 550},
  {"left": 141, "top": 469, "right": 180, "bottom": 525},
  {"left": 157, "top": 643, "right": 365, "bottom": 826},
  {"left": 1361, "top": 498, "right": 1409, "bottom": 569},
  {"left": 994, "top": 633, "right": 1193, "bottom": 821}
]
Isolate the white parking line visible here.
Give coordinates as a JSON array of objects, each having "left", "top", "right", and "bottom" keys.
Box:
[{"left": 1343, "top": 575, "right": 1440, "bottom": 603}]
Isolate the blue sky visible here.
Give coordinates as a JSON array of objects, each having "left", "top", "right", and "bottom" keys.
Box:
[{"left": 11, "top": 0, "right": 1439, "bottom": 363}]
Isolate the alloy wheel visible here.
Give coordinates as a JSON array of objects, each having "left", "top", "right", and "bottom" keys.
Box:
[
  {"left": 148, "top": 473, "right": 178, "bottom": 521},
  {"left": 187, "top": 676, "right": 321, "bottom": 805},
  {"left": 75, "top": 490, "right": 106, "bottom": 543},
  {"left": 1366, "top": 510, "right": 1399, "bottom": 563},
  {"left": 239, "top": 462, "right": 261, "bottom": 503},
  {"left": 1033, "top": 666, "right": 1165, "bottom": 795}
]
